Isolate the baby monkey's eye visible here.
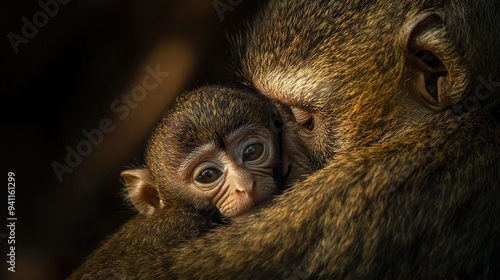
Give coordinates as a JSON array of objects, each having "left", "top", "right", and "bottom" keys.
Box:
[
  {"left": 196, "top": 168, "right": 222, "bottom": 184},
  {"left": 243, "top": 144, "right": 264, "bottom": 162}
]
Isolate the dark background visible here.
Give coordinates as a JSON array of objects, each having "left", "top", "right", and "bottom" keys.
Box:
[{"left": 1, "top": 0, "right": 264, "bottom": 279}]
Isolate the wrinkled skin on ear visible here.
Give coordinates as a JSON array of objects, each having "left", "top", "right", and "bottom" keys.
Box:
[
  {"left": 121, "top": 168, "right": 161, "bottom": 215},
  {"left": 400, "top": 12, "right": 460, "bottom": 110}
]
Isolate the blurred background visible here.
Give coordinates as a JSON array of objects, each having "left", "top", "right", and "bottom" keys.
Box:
[{"left": 1, "top": 0, "right": 265, "bottom": 279}]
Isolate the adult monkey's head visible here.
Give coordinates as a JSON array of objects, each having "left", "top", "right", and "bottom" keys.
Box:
[{"left": 237, "top": 1, "right": 500, "bottom": 174}]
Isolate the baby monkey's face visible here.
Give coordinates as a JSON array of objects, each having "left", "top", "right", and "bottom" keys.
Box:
[
  {"left": 123, "top": 86, "right": 295, "bottom": 219},
  {"left": 181, "top": 125, "right": 279, "bottom": 219}
]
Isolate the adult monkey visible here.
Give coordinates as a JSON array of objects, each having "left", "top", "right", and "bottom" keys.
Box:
[
  {"left": 72, "top": 0, "right": 500, "bottom": 279},
  {"left": 166, "top": 0, "right": 500, "bottom": 278}
]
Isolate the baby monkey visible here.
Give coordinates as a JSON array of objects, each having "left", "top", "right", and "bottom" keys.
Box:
[{"left": 121, "top": 85, "right": 284, "bottom": 220}]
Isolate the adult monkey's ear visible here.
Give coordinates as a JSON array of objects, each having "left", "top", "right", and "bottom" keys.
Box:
[
  {"left": 121, "top": 168, "right": 161, "bottom": 215},
  {"left": 400, "top": 13, "right": 453, "bottom": 110}
]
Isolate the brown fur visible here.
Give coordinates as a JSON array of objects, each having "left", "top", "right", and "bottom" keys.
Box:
[{"left": 68, "top": 204, "right": 215, "bottom": 280}]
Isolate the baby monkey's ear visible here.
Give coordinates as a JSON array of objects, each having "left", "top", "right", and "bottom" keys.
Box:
[{"left": 121, "top": 168, "right": 161, "bottom": 215}]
